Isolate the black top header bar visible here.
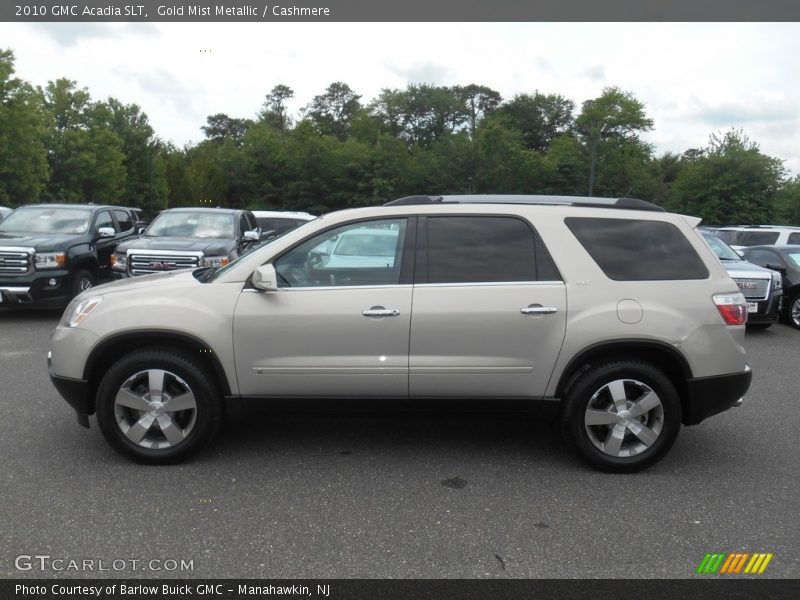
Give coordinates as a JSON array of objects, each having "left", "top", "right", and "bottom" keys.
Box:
[{"left": 4, "top": 0, "right": 800, "bottom": 22}]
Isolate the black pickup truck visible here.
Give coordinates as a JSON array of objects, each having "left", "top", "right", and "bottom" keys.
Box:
[
  {"left": 111, "top": 207, "right": 261, "bottom": 277},
  {"left": 0, "top": 204, "right": 137, "bottom": 307}
]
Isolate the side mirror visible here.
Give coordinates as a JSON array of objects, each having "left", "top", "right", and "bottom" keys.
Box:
[
  {"left": 97, "top": 226, "right": 115, "bottom": 239},
  {"left": 243, "top": 230, "right": 260, "bottom": 242},
  {"left": 138, "top": 227, "right": 146, "bottom": 235},
  {"left": 251, "top": 264, "right": 278, "bottom": 292}
]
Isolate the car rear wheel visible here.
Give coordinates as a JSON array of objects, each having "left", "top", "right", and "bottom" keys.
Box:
[
  {"left": 561, "top": 360, "right": 681, "bottom": 473},
  {"left": 96, "top": 349, "right": 222, "bottom": 463}
]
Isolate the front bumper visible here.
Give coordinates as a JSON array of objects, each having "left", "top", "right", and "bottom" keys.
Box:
[
  {"left": 48, "top": 351, "right": 91, "bottom": 427},
  {"left": 683, "top": 364, "right": 752, "bottom": 425},
  {"left": 745, "top": 292, "right": 782, "bottom": 324},
  {"left": 1, "top": 270, "right": 73, "bottom": 307}
]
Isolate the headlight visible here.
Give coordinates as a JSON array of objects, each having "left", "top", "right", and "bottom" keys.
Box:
[
  {"left": 772, "top": 270, "right": 782, "bottom": 288},
  {"left": 64, "top": 296, "right": 103, "bottom": 328},
  {"left": 111, "top": 252, "right": 127, "bottom": 270},
  {"left": 35, "top": 252, "right": 66, "bottom": 269},
  {"left": 201, "top": 255, "right": 230, "bottom": 267}
]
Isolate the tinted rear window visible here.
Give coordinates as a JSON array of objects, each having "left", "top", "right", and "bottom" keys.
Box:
[
  {"left": 565, "top": 217, "right": 709, "bottom": 281},
  {"left": 738, "top": 231, "right": 780, "bottom": 246}
]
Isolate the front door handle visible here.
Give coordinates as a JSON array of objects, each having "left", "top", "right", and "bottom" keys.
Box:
[
  {"left": 521, "top": 305, "right": 559, "bottom": 315},
  {"left": 362, "top": 307, "right": 401, "bottom": 317}
]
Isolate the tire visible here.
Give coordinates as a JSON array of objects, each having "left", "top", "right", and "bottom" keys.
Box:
[
  {"left": 786, "top": 294, "right": 800, "bottom": 330},
  {"left": 560, "top": 360, "right": 682, "bottom": 473},
  {"left": 71, "top": 269, "right": 95, "bottom": 299},
  {"left": 95, "top": 349, "right": 223, "bottom": 464}
]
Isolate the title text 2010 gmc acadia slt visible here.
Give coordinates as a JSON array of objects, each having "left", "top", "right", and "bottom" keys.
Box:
[{"left": 48, "top": 195, "right": 752, "bottom": 472}]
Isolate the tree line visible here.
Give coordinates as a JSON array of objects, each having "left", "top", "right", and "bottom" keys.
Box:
[{"left": 1, "top": 48, "right": 798, "bottom": 225}]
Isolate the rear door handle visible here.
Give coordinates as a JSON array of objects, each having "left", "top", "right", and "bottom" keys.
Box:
[
  {"left": 362, "top": 307, "right": 400, "bottom": 317},
  {"left": 521, "top": 305, "right": 558, "bottom": 315}
]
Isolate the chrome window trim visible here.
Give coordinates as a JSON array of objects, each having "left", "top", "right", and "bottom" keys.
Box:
[{"left": 415, "top": 280, "right": 564, "bottom": 288}]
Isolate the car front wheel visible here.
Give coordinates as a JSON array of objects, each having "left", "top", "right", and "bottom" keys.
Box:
[
  {"left": 787, "top": 293, "right": 800, "bottom": 329},
  {"left": 561, "top": 360, "right": 681, "bottom": 473},
  {"left": 96, "top": 349, "right": 222, "bottom": 463}
]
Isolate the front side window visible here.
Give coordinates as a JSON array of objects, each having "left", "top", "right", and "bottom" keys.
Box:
[
  {"left": 274, "top": 218, "right": 407, "bottom": 288},
  {"left": 787, "top": 232, "right": 800, "bottom": 244},
  {"left": 424, "top": 216, "right": 542, "bottom": 284},
  {"left": 566, "top": 217, "right": 709, "bottom": 281},
  {"left": 745, "top": 249, "right": 781, "bottom": 267},
  {"left": 94, "top": 210, "right": 115, "bottom": 232}
]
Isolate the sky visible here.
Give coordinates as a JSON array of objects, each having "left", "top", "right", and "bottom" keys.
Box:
[{"left": 2, "top": 22, "right": 800, "bottom": 174}]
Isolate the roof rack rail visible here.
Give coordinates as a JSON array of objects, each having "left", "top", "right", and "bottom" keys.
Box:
[{"left": 383, "top": 194, "right": 664, "bottom": 212}]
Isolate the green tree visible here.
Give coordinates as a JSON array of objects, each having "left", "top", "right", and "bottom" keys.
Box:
[
  {"left": 258, "top": 84, "right": 294, "bottom": 135},
  {"left": 305, "top": 82, "right": 362, "bottom": 140},
  {"left": 371, "top": 84, "right": 467, "bottom": 147},
  {"left": 106, "top": 97, "right": 167, "bottom": 210},
  {"left": 490, "top": 92, "right": 575, "bottom": 151},
  {"left": 201, "top": 113, "right": 253, "bottom": 145},
  {"left": 575, "top": 87, "right": 654, "bottom": 196},
  {"left": 0, "top": 49, "right": 49, "bottom": 204},
  {"left": 451, "top": 84, "right": 502, "bottom": 138},
  {"left": 42, "top": 79, "right": 126, "bottom": 202},
  {"left": 670, "top": 130, "right": 785, "bottom": 224}
]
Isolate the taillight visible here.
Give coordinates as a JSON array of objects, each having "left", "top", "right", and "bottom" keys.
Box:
[{"left": 713, "top": 292, "right": 747, "bottom": 325}]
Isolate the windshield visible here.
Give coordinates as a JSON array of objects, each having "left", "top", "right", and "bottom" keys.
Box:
[
  {"left": 0, "top": 206, "right": 92, "bottom": 234},
  {"left": 199, "top": 238, "right": 279, "bottom": 282},
  {"left": 146, "top": 212, "right": 235, "bottom": 239},
  {"left": 702, "top": 232, "right": 740, "bottom": 261},
  {"left": 787, "top": 253, "right": 800, "bottom": 268}
]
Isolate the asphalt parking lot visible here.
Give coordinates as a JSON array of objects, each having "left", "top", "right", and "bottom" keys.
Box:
[{"left": 1, "top": 308, "right": 798, "bottom": 580}]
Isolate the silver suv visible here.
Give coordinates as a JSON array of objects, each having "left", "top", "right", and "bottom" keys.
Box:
[{"left": 48, "top": 195, "right": 752, "bottom": 472}]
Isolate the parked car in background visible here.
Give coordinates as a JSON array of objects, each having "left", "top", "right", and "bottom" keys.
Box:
[
  {"left": 716, "top": 225, "right": 800, "bottom": 249},
  {"left": 0, "top": 206, "right": 13, "bottom": 223},
  {"left": 700, "top": 230, "right": 782, "bottom": 329},
  {"left": 111, "top": 207, "right": 261, "bottom": 277},
  {"left": 0, "top": 204, "right": 137, "bottom": 306},
  {"left": 50, "top": 194, "right": 752, "bottom": 472},
  {"left": 741, "top": 245, "right": 800, "bottom": 329},
  {"left": 251, "top": 210, "right": 315, "bottom": 240}
]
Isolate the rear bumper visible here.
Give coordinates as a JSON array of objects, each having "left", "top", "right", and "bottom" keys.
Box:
[
  {"left": 48, "top": 351, "right": 91, "bottom": 427},
  {"left": 683, "top": 365, "right": 752, "bottom": 425}
]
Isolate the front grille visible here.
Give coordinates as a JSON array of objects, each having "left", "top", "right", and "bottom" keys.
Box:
[
  {"left": 733, "top": 277, "right": 770, "bottom": 301},
  {"left": 129, "top": 252, "right": 200, "bottom": 275},
  {"left": 0, "top": 249, "right": 32, "bottom": 275}
]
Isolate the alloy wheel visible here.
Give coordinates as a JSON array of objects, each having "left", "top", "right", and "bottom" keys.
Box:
[
  {"left": 113, "top": 369, "right": 198, "bottom": 449},
  {"left": 584, "top": 378, "right": 664, "bottom": 458}
]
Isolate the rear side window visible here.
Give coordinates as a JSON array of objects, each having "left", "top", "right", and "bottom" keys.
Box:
[
  {"left": 565, "top": 217, "right": 709, "bottom": 281},
  {"left": 424, "top": 216, "right": 550, "bottom": 283},
  {"left": 738, "top": 231, "right": 780, "bottom": 246},
  {"left": 787, "top": 232, "right": 800, "bottom": 244}
]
